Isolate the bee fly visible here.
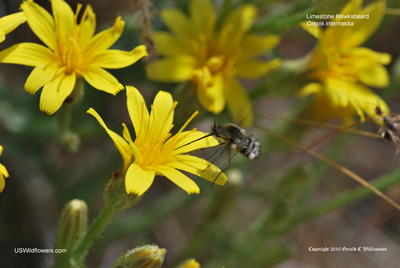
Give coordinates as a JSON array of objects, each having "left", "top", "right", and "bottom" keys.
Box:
[
  {"left": 375, "top": 106, "right": 400, "bottom": 153},
  {"left": 211, "top": 122, "right": 260, "bottom": 160},
  {"left": 175, "top": 121, "right": 260, "bottom": 186}
]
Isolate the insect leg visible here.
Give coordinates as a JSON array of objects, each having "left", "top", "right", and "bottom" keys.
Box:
[
  {"left": 202, "top": 143, "right": 229, "bottom": 172},
  {"left": 204, "top": 142, "right": 226, "bottom": 160},
  {"left": 209, "top": 148, "right": 238, "bottom": 189}
]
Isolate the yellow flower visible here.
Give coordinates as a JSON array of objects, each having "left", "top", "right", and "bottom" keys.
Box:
[
  {"left": 300, "top": 0, "right": 390, "bottom": 124},
  {"left": 146, "top": 0, "right": 281, "bottom": 126},
  {"left": 0, "top": 146, "right": 10, "bottom": 193},
  {"left": 0, "top": 12, "right": 26, "bottom": 43},
  {"left": 88, "top": 86, "right": 227, "bottom": 196},
  {"left": 177, "top": 259, "right": 201, "bottom": 268},
  {"left": 0, "top": 0, "right": 147, "bottom": 114}
]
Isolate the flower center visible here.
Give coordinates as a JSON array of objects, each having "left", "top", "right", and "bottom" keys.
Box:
[
  {"left": 54, "top": 4, "right": 89, "bottom": 75},
  {"left": 191, "top": 55, "right": 226, "bottom": 90}
]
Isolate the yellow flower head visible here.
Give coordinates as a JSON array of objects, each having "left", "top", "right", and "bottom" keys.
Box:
[
  {"left": 0, "top": 0, "right": 147, "bottom": 114},
  {"left": 146, "top": 0, "right": 281, "bottom": 126},
  {"left": 88, "top": 86, "right": 227, "bottom": 196},
  {"left": 0, "top": 146, "right": 10, "bottom": 193},
  {"left": 300, "top": 0, "right": 390, "bottom": 124},
  {"left": 177, "top": 259, "right": 201, "bottom": 268},
  {"left": 0, "top": 12, "right": 26, "bottom": 43}
]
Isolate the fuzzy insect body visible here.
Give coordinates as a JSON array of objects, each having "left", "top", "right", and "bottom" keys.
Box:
[
  {"left": 375, "top": 107, "right": 400, "bottom": 153},
  {"left": 211, "top": 122, "right": 260, "bottom": 160}
]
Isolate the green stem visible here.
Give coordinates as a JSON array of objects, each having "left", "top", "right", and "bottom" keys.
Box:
[
  {"left": 57, "top": 104, "right": 73, "bottom": 138},
  {"left": 71, "top": 204, "right": 116, "bottom": 259}
]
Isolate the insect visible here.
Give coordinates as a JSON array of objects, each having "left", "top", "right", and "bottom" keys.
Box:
[
  {"left": 200, "top": 121, "right": 260, "bottom": 187},
  {"left": 175, "top": 121, "right": 260, "bottom": 186},
  {"left": 211, "top": 122, "right": 260, "bottom": 160},
  {"left": 374, "top": 106, "right": 400, "bottom": 153}
]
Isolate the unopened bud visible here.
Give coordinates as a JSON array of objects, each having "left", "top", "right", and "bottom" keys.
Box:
[
  {"left": 114, "top": 244, "right": 166, "bottom": 268},
  {"left": 54, "top": 199, "right": 88, "bottom": 258}
]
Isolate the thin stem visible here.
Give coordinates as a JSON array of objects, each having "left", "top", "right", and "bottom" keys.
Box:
[
  {"left": 386, "top": 8, "right": 400, "bottom": 16},
  {"left": 71, "top": 204, "right": 116, "bottom": 260},
  {"left": 295, "top": 167, "right": 400, "bottom": 223},
  {"left": 257, "top": 125, "right": 400, "bottom": 211},
  {"left": 57, "top": 104, "right": 73, "bottom": 138}
]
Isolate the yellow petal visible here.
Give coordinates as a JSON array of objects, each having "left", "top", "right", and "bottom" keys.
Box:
[
  {"left": 341, "top": 1, "right": 386, "bottom": 48},
  {"left": 87, "top": 108, "right": 132, "bottom": 169},
  {"left": 126, "top": 86, "right": 149, "bottom": 146},
  {"left": 0, "top": 175, "right": 5, "bottom": 193},
  {"left": 125, "top": 163, "right": 155, "bottom": 196},
  {"left": 339, "top": 0, "right": 362, "bottom": 15},
  {"left": 165, "top": 155, "right": 227, "bottom": 185},
  {"left": 148, "top": 91, "right": 174, "bottom": 144},
  {"left": 0, "top": 43, "right": 53, "bottom": 66},
  {"left": 226, "top": 79, "right": 253, "bottom": 126},
  {"left": 172, "top": 131, "right": 220, "bottom": 155},
  {"left": 357, "top": 65, "right": 389, "bottom": 88},
  {"left": 300, "top": 21, "right": 322, "bottom": 39},
  {"left": 223, "top": 4, "right": 257, "bottom": 33},
  {"left": 326, "top": 78, "right": 349, "bottom": 107},
  {"left": 155, "top": 165, "right": 200, "bottom": 194},
  {"left": 0, "top": 163, "right": 9, "bottom": 178},
  {"left": 161, "top": 8, "right": 192, "bottom": 38},
  {"left": 299, "top": 83, "right": 323, "bottom": 97},
  {"left": 0, "top": 146, "right": 2, "bottom": 155},
  {"left": 83, "top": 66, "right": 124, "bottom": 94},
  {"left": 21, "top": 0, "right": 55, "bottom": 49},
  {"left": 121, "top": 124, "right": 143, "bottom": 164},
  {"left": 190, "top": 0, "right": 216, "bottom": 35},
  {"left": 0, "top": 12, "right": 26, "bottom": 43},
  {"left": 92, "top": 45, "right": 147, "bottom": 69},
  {"left": 39, "top": 70, "right": 76, "bottom": 114},
  {"left": 153, "top": 31, "right": 190, "bottom": 55},
  {"left": 235, "top": 58, "right": 281, "bottom": 79},
  {"left": 25, "top": 62, "right": 58, "bottom": 94},
  {"left": 239, "top": 34, "right": 280, "bottom": 57},
  {"left": 89, "top": 16, "right": 124, "bottom": 51},
  {"left": 346, "top": 82, "right": 389, "bottom": 122},
  {"left": 146, "top": 56, "right": 197, "bottom": 82},
  {"left": 348, "top": 48, "right": 391, "bottom": 65},
  {"left": 196, "top": 73, "right": 225, "bottom": 114},
  {"left": 79, "top": 5, "right": 96, "bottom": 44},
  {"left": 51, "top": 0, "right": 74, "bottom": 35}
]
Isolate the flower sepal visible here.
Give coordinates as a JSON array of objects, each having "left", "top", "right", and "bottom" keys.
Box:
[{"left": 104, "top": 170, "right": 141, "bottom": 213}]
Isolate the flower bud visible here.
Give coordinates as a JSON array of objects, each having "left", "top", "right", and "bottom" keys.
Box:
[
  {"left": 114, "top": 244, "right": 166, "bottom": 268},
  {"left": 54, "top": 199, "right": 88, "bottom": 258}
]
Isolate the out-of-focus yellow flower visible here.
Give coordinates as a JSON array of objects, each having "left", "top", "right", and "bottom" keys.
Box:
[
  {"left": 88, "top": 86, "right": 227, "bottom": 196},
  {"left": 177, "top": 259, "right": 201, "bottom": 268},
  {"left": 0, "top": 12, "right": 26, "bottom": 43},
  {"left": 0, "top": 0, "right": 147, "bottom": 114},
  {"left": 0, "top": 146, "right": 9, "bottom": 193},
  {"left": 146, "top": 0, "right": 281, "bottom": 126},
  {"left": 300, "top": 0, "right": 390, "bottom": 125}
]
